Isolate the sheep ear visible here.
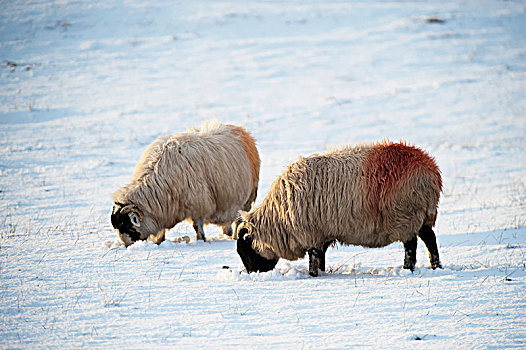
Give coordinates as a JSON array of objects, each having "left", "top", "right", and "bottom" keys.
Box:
[
  {"left": 233, "top": 215, "right": 244, "bottom": 237},
  {"left": 237, "top": 210, "right": 250, "bottom": 220},
  {"left": 111, "top": 204, "right": 122, "bottom": 229},
  {"left": 234, "top": 215, "right": 244, "bottom": 227},
  {"left": 119, "top": 204, "right": 143, "bottom": 219}
]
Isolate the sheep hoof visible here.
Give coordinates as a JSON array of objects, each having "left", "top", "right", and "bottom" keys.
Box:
[
  {"left": 403, "top": 262, "right": 415, "bottom": 272},
  {"left": 431, "top": 260, "right": 443, "bottom": 270}
]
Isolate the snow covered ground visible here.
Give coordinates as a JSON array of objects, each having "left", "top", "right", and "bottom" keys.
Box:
[{"left": 1, "top": 0, "right": 525, "bottom": 348}]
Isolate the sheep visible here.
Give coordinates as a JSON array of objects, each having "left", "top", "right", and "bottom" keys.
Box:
[
  {"left": 111, "top": 120, "right": 260, "bottom": 247},
  {"left": 235, "top": 141, "right": 442, "bottom": 277}
]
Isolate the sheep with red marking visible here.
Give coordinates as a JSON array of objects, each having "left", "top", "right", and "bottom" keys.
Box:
[
  {"left": 112, "top": 121, "right": 260, "bottom": 247},
  {"left": 235, "top": 141, "right": 442, "bottom": 276}
]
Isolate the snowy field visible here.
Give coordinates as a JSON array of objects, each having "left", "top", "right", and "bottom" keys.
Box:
[{"left": 1, "top": 0, "right": 525, "bottom": 348}]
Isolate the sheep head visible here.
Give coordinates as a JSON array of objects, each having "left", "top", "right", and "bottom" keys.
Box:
[
  {"left": 111, "top": 203, "right": 148, "bottom": 247},
  {"left": 235, "top": 214, "right": 278, "bottom": 273}
]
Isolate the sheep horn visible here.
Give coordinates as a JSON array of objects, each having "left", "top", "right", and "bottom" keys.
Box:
[{"left": 119, "top": 204, "right": 143, "bottom": 222}]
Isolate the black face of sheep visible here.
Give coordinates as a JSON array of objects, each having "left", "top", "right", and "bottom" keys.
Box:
[
  {"left": 111, "top": 203, "right": 143, "bottom": 246},
  {"left": 236, "top": 227, "right": 278, "bottom": 273}
]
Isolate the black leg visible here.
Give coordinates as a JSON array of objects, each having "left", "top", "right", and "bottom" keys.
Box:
[
  {"left": 308, "top": 248, "right": 323, "bottom": 277},
  {"left": 418, "top": 224, "right": 442, "bottom": 269},
  {"left": 323, "top": 240, "right": 334, "bottom": 252},
  {"left": 403, "top": 235, "right": 417, "bottom": 271},
  {"left": 319, "top": 241, "right": 335, "bottom": 272},
  {"left": 192, "top": 217, "right": 206, "bottom": 241},
  {"left": 319, "top": 251, "right": 326, "bottom": 272},
  {"left": 222, "top": 224, "right": 233, "bottom": 237}
]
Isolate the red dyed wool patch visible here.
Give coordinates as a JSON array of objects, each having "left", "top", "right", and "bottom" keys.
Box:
[{"left": 362, "top": 141, "right": 442, "bottom": 213}]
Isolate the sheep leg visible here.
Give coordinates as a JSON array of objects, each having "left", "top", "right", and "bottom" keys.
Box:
[
  {"left": 403, "top": 235, "right": 417, "bottom": 271},
  {"left": 222, "top": 224, "right": 233, "bottom": 237},
  {"left": 319, "top": 241, "right": 335, "bottom": 272},
  {"left": 192, "top": 217, "right": 206, "bottom": 241},
  {"left": 151, "top": 229, "right": 166, "bottom": 245},
  {"left": 418, "top": 224, "right": 442, "bottom": 269},
  {"left": 319, "top": 249, "right": 326, "bottom": 273},
  {"left": 308, "top": 248, "right": 324, "bottom": 277}
]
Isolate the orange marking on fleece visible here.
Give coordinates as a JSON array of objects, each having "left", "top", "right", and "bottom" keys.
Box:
[
  {"left": 363, "top": 141, "right": 442, "bottom": 211},
  {"left": 228, "top": 125, "right": 260, "bottom": 184}
]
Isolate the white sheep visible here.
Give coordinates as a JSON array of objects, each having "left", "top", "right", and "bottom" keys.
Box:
[{"left": 112, "top": 121, "right": 260, "bottom": 247}]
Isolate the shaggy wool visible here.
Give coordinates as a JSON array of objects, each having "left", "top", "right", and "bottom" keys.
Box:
[
  {"left": 240, "top": 141, "right": 441, "bottom": 261},
  {"left": 113, "top": 120, "right": 260, "bottom": 242}
]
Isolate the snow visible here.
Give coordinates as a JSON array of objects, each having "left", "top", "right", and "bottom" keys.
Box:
[{"left": 1, "top": 0, "right": 525, "bottom": 348}]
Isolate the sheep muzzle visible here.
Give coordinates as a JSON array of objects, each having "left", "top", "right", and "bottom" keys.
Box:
[{"left": 236, "top": 229, "right": 278, "bottom": 273}]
